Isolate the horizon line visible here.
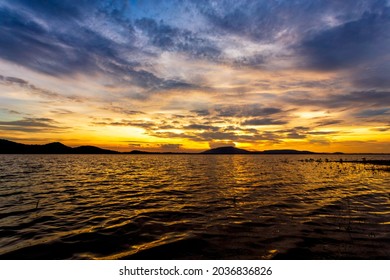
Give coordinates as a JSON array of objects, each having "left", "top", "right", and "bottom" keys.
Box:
[{"left": 1, "top": 139, "right": 390, "bottom": 155}]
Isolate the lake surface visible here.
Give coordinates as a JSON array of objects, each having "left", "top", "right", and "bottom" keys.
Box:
[{"left": 1, "top": 154, "right": 389, "bottom": 259}]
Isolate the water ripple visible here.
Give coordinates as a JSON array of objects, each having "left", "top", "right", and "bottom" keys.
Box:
[{"left": 1, "top": 154, "right": 389, "bottom": 259}]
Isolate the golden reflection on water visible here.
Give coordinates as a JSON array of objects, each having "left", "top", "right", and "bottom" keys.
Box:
[{"left": 0, "top": 154, "right": 389, "bottom": 259}]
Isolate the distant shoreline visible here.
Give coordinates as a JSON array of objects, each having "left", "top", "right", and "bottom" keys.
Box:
[{"left": 1, "top": 139, "right": 389, "bottom": 155}]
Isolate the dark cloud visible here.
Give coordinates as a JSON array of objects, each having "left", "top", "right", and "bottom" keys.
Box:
[
  {"left": 0, "top": 117, "right": 66, "bottom": 132},
  {"left": 333, "top": 90, "right": 390, "bottom": 107},
  {"left": 0, "top": 6, "right": 119, "bottom": 76},
  {"left": 191, "top": 109, "right": 210, "bottom": 116},
  {"left": 307, "top": 131, "right": 338, "bottom": 135},
  {"left": 234, "top": 54, "right": 266, "bottom": 69},
  {"left": 300, "top": 7, "right": 390, "bottom": 71},
  {"left": 93, "top": 117, "right": 177, "bottom": 131},
  {"left": 353, "top": 62, "right": 390, "bottom": 89},
  {"left": 315, "top": 119, "right": 343, "bottom": 127},
  {"left": 12, "top": 0, "right": 89, "bottom": 20},
  {"left": 286, "top": 132, "right": 306, "bottom": 139},
  {"left": 104, "top": 105, "right": 145, "bottom": 116},
  {"left": 241, "top": 118, "right": 287, "bottom": 126},
  {"left": 197, "top": 0, "right": 293, "bottom": 42},
  {"left": 135, "top": 17, "right": 221, "bottom": 59},
  {"left": 355, "top": 108, "right": 389, "bottom": 117},
  {"left": 92, "top": 119, "right": 154, "bottom": 129},
  {"left": 159, "top": 143, "right": 182, "bottom": 149},
  {"left": 274, "top": 127, "right": 333, "bottom": 139},
  {"left": 277, "top": 126, "right": 339, "bottom": 139},
  {"left": 223, "top": 126, "right": 258, "bottom": 134},
  {"left": 197, "top": 0, "right": 382, "bottom": 42},
  {"left": 371, "top": 126, "right": 390, "bottom": 132},
  {"left": 277, "top": 79, "right": 342, "bottom": 91},
  {"left": 283, "top": 90, "right": 390, "bottom": 109},
  {"left": 215, "top": 105, "right": 282, "bottom": 117},
  {"left": 102, "top": 62, "right": 199, "bottom": 96},
  {"left": 184, "top": 124, "right": 220, "bottom": 131}
]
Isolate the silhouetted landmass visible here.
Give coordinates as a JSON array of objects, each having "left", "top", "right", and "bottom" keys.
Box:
[
  {"left": 202, "top": 146, "right": 317, "bottom": 154},
  {"left": 260, "top": 149, "right": 316, "bottom": 154},
  {"left": 124, "top": 150, "right": 191, "bottom": 154},
  {"left": 127, "top": 150, "right": 153, "bottom": 154},
  {"left": 72, "top": 145, "right": 119, "bottom": 154},
  {"left": 0, "top": 139, "right": 119, "bottom": 154},
  {"left": 201, "top": 146, "right": 252, "bottom": 154},
  {"left": 1, "top": 139, "right": 387, "bottom": 156},
  {"left": 41, "top": 142, "right": 72, "bottom": 153}
]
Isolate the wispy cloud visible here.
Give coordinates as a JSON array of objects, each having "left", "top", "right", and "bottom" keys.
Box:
[
  {"left": 0, "top": 117, "right": 67, "bottom": 132},
  {"left": 0, "top": 75, "right": 83, "bottom": 102}
]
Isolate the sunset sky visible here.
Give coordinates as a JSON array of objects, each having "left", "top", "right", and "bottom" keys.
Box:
[{"left": 0, "top": 0, "right": 389, "bottom": 153}]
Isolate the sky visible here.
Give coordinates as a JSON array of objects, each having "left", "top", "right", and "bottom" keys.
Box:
[{"left": 0, "top": 0, "right": 389, "bottom": 153}]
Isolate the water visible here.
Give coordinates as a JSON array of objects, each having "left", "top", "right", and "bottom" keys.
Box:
[{"left": 0, "top": 154, "right": 389, "bottom": 259}]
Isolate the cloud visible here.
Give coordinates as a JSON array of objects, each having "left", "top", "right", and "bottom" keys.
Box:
[
  {"left": 352, "top": 62, "right": 390, "bottom": 89},
  {"left": 307, "top": 130, "right": 338, "bottom": 135},
  {"left": 11, "top": 0, "right": 91, "bottom": 20},
  {"left": 0, "top": 6, "right": 112, "bottom": 76},
  {"left": 371, "top": 126, "right": 390, "bottom": 132},
  {"left": 104, "top": 106, "right": 145, "bottom": 116},
  {"left": 135, "top": 17, "right": 221, "bottom": 59},
  {"left": 315, "top": 119, "right": 343, "bottom": 127},
  {"left": 283, "top": 90, "right": 390, "bottom": 109},
  {"left": 184, "top": 124, "right": 220, "bottom": 131},
  {"left": 300, "top": 7, "right": 390, "bottom": 71},
  {"left": 0, "top": 117, "right": 66, "bottom": 132},
  {"left": 215, "top": 105, "right": 282, "bottom": 117},
  {"left": 0, "top": 108, "right": 22, "bottom": 115},
  {"left": 191, "top": 109, "right": 210, "bottom": 116},
  {"left": 286, "top": 132, "right": 306, "bottom": 139},
  {"left": 50, "top": 109, "right": 74, "bottom": 115},
  {"left": 159, "top": 143, "right": 182, "bottom": 149},
  {"left": 0, "top": 75, "right": 83, "bottom": 102},
  {"left": 209, "top": 140, "right": 236, "bottom": 149},
  {"left": 241, "top": 118, "right": 287, "bottom": 126},
  {"left": 92, "top": 119, "right": 155, "bottom": 129},
  {"left": 355, "top": 108, "right": 390, "bottom": 117}
]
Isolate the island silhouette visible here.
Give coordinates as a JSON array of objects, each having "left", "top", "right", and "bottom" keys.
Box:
[
  {"left": 0, "top": 139, "right": 119, "bottom": 154},
  {"left": 0, "top": 139, "right": 334, "bottom": 154}
]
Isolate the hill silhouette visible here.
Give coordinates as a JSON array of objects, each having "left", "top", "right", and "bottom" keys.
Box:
[
  {"left": 260, "top": 149, "right": 316, "bottom": 154},
  {"left": 201, "top": 146, "right": 317, "bottom": 154},
  {"left": 1, "top": 139, "right": 337, "bottom": 154},
  {"left": 201, "top": 146, "right": 252, "bottom": 154},
  {"left": 0, "top": 139, "right": 119, "bottom": 154}
]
